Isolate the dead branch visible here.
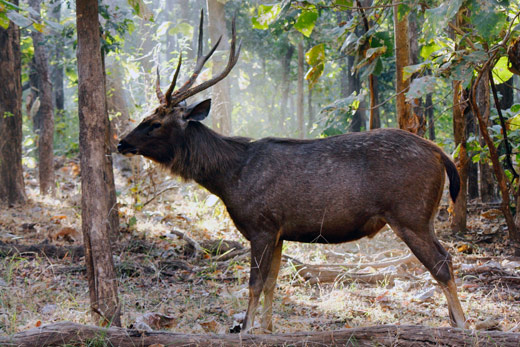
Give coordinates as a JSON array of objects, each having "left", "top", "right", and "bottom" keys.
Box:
[{"left": 2, "top": 321, "right": 520, "bottom": 346}]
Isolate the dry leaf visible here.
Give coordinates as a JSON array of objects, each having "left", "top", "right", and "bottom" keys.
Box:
[
  {"left": 51, "top": 227, "right": 80, "bottom": 242},
  {"left": 480, "top": 209, "right": 502, "bottom": 220}
]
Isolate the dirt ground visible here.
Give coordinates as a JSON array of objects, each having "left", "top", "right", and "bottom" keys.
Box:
[{"left": 1, "top": 157, "right": 519, "bottom": 336}]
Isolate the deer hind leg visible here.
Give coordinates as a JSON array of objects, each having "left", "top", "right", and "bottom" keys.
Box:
[
  {"left": 391, "top": 223, "right": 467, "bottom": 329},
  {"left": 242, "top": 234, "right": 278, "bottom": 333},
  {"left": 261, "top": 240, "right": 283, "bottom": 332}
]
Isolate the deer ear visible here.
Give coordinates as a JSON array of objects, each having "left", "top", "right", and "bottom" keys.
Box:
[{"left": 183, "top": 99, "right": 211, "bottom": 122}]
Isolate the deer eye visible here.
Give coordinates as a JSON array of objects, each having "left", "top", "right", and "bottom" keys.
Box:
[{"left": 147, "top": 123, "right": 161, "bottom": 136}]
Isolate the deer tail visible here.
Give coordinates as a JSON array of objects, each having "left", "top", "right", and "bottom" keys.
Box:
[{"left": 440, "top": 152, "right": 460, "bottom": 203}]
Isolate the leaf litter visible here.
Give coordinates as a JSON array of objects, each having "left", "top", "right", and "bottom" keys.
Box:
[{"left": 0, "top": 156, "right": 519, "bottom": 335}]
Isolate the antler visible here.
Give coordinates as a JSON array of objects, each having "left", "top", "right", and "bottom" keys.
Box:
[{"left": 156, "top": 9, "right": 241, "bottom": 107}]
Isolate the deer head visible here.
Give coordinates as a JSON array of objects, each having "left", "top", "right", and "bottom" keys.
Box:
[{"left": 117, "top": 10, "right": 241, "bottom": 165}]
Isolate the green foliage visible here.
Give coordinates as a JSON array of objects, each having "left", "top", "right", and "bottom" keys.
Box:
[
  {"left": 293, "top": 8, "right": 318, "bottom": 37},
  {"left": 251, "top": 4, "right": 281, "bottom": 30},
  {"left": 314, "top": 94, "right": 362, "bottom": 136}
]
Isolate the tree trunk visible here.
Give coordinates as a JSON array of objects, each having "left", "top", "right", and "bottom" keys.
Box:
[
  {"left": 466, "top": 105, "right": 479, "bottom": 200},
  {"left": 476, "top": 71, "right": 498, "bottom": 202},
  {"left": 297, "top": 41, "right": 304, "bottom": 139},
  {"left": 3, "top": 322, "right": 520, "bottom": 347},
  {"left": 280, "top": 44, "right": 294, "bottom": 130},
  {"left": 207, "top": 0, "right": 232, "bottom": 135},
  {"left": 408, "top": 12, "right": 425, "bottom": 136},
  {"left": 344, "top": 54, "right": 365, "bottom": 132},
  {"left": 0, "top": 1, "right": 26, "bottom": 206},
  {"left": 307, "top": 86, "right": 313, "bottom": 130},
  {"left": 368, "top": 76, "right": 380, "bottom": 129},
  {"left": 393, "top": 1, "right": 415, "bottom": 133},
  {"left": 450, "top": 81, "right": 468, "bottom": 232},
  {"left": 76, "top": 0, "right": 121, "bottom": 327},
  {"left": 49, "top": 2, "right": 64, "bottom": 112},
  {"left": 29, "top": 0, "right": 55, "bottom": 196},
  {"left": 471, "top": 66, "right": 519, "bottom": 256},
  {"left": 426, "top": 92, "right": 435, "bottom": 140},
  {"left": 101, "top": 53, "right": 120, "bottom": 240}
]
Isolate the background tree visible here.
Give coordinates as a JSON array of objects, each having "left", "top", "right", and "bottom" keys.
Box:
[
  {"left": 76, "top": 0, "right": 121, "bottom": 326},
  {"left": 29, "top": 0, "right": 55, "bottom": 195},
  {"left": 0, "top": 0, "right": 26, "bottom": 206},
  {"left": 207, "top": 0, "right": 233, "bottom": 135}
]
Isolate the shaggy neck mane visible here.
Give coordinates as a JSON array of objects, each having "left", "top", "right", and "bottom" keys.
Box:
[{"left": 168, "top": 121, "right": 250, "bottom": 182}]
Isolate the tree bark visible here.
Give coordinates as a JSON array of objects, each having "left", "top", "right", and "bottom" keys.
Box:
[
  {"left": 3, "top": 322, "right": 520, "bottom": 347},
  {"left": 466, "top": 106, "right": 479, "bottom": 200},
  {"left": 344, "top": 54, "right": 365, "bottom": 132},
  {"left": 476, "top": 71, "right": 498, "bottom": 202},
  {"left": 425, "top": 92, "right": 435, "bottom": 140},
  {"left": 76, "top": 0, "right": 121, "bottom": 327},
  {"left": 393, "top": 2, "right": 415, "bottom": 133},
  {"left": 297, "top": 41, "right": 304, "bottom": 138},
  {"left": 0, "top": 0, "right": 26, "bottom": 206},
  {"left": 30, "top": 0, "right": 55, "bottom": 196},
  {"left": 408, "top": 12, "right": 425, "bottom": 136},
  {"left": 450, "top": 81, "right": 468, "bottom": 232},
  {"left": 49, "top": 2, "right": 64, "bottom": 112},
  {"left": 207, "top": 0, "right": 232, "bottom": 135},
  {"left": 280, "top": 43, "right": 294, "bottom": 130},
  {"left": 307, "top": 86, "right": 313, "bottom": 130}
]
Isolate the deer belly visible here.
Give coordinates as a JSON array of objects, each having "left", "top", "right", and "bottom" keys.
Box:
[{"left": 281, "top": 215, "right": 387, "bottom": 244}]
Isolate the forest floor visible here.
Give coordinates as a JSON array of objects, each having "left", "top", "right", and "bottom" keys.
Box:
[{"left": 1, "top": 155, "right": 520, "bottom": 336}]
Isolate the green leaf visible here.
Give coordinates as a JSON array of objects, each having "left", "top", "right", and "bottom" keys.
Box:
[
  {"left": 406, "top": 76, "right": 438, "bottom": 100},
  {"left": 510, "top": 104, "right": 520, "bottom": 113},
  {"left": 403, "top": 61, "right": 430, "bottom": 80},
  {"left": 305, "top": 43, "right": 324, "bottom": 66},
  {"left": 251, "top": 4, "right": 281, "bottom": 30},
  {"left": 127, "top": 0, "right": 153, "bottom": 20},
  {"left": 305, "top": 62, "right": 324, "bottom": 89},
  {"left": 340, "top": 32, "right": 358, "bottom": 53},
  {"left": 470, "top": 4, "right": 507, "bottom": 41},
  {"left": 6, "top": 10, "right": 32, "bottom": 27},
  {"left": 420, "top": 42, "right": 441, "bottom": 60},
  {"left": 492, "top": 56, "right": 513, "bottom": 84},
  {"left": 0, "top": 11, "right": 9, "bottom": 29},
  {"left": 423, "top": 0, "right": 462, "bottom": 41},
  {"left": 294, "top": 9, "right": 318, "bottom": 37},
  {"left": 333, "top": 0, "right": 353, "bottom": 10}
]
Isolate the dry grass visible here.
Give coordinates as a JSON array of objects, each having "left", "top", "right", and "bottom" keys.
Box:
[{"left": 1, "top": 159, "right": 519, "bottom": 336}]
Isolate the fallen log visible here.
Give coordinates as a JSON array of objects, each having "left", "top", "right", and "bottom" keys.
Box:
[
  {"left": 0, "top": 240, "right": 84, "bottom": 259},
  {"left": 1, "top": 321, "right": 519, "bottom": 347}
]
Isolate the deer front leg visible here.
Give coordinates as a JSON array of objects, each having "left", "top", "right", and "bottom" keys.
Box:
[{"left": 241, "top": 234, "right": 277, "bottom": 333}]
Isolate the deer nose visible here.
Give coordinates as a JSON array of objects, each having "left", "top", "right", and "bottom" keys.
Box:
[{"left": 117, "top": 140, "right": 137, "bottom": 155}]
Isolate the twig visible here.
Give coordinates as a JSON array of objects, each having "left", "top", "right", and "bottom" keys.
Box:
[
  {"left": 168, "top": 229, "right": 203, "bottom": 258},
  {"left": 143, "top": 186, "right": 178, "bottom": 207}
]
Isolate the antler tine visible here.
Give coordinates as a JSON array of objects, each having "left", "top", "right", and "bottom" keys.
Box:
[
  {"left": 165, "top": 53, "right": 183, "bottom": 105},
  {"left": 169, "top": 10, "right": 222, "bottom": 102},
  {"left": 197, "top": 8, "right": 203, "bottom": 59},
  {"left": 168, "top": 15, "right": 241, "bottom": 106},
  {"left": 156, "top": 66, "right": 166, "bottom": 104}
]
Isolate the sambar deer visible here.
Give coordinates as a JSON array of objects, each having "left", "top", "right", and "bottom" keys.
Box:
[{"left": 118, "top": 11, "right": 467, "bottom": 332}]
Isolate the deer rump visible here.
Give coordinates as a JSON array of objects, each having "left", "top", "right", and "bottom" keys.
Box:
[{"left": 225, "top": 128, "right": 457, "bottom": 245}]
